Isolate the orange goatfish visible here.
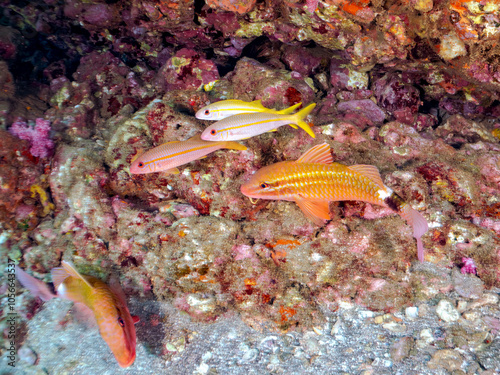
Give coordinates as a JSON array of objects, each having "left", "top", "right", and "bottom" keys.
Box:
[
  {"left": 130, "top": 134, "right": 247, "bottom": 174},
  {"left": 240, "top": 143, "right": 428, "bottom": 261},
  {"left": 15, "top": 261, "right": 137, "bottom": 368}
]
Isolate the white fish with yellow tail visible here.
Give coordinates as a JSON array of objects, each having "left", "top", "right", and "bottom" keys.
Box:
[
  {"left": 15, "top": 261, "right": 138, "bottom": 368},
  {"left": 240, "top": 143, "right": 428, "bottom": 262},
  {"left": 200, "top": 103, "right": 316, "bottom": 141},
  {"left": 130, "top": 134, "right": 247, "bottom": 174},
  {"left": 195, "top": 99, "right": 302, "bottom": 120}
]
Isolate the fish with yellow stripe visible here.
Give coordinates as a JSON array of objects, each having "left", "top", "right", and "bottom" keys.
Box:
[
  {"left": 200, "top": 103, "right": 317, "bottom": 141},
  {"left": 195, "top": 99, "right": 302, "bottom": 120},
  {"left": 240, "top": 143, "right": 428, "bottom": 262},
  {"left": 130, "top": 134, "right": 247, "bottom": 174},
  {"left": 15, "top": 261, "right": 138, "bottom": 368}
]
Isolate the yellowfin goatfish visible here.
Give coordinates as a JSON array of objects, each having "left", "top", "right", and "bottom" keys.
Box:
[
  {"left": 15, "top": 261, "right": 138, "bottom": 368},
  {"left": 195, "top": 99, "right": 302, "bottom": 120},
  {"left": 240, "top": 143, "right": 428, "bottom": 261},
  {"left": 200, "top": 103, "right": 317, "bottom": 141},
  {"left": 130, "top": 134, "right": 247, "bottom": 174}
]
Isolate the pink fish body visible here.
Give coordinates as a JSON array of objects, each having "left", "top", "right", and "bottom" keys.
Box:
[
  {"left": 15, "top": 261, "right": 137, "bottom": 368},
  {"left": 241, "top": 143, "right": 429, "bottom": 261},
  {"left": 130, "top": 134, "right": 247, "bottom": 174}
]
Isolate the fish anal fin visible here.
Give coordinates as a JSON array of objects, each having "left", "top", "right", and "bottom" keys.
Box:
[
  {"left": 347, "top": 165, "right": 385, "bottom": 189},
  {"left": 288, "top": 123, "right": 298, "bottom": 129},
  {"left": 61, "top": 261, "right": 94, "bottom": 290},
  {"left": 295, "top": 196, "right": 330, "bottom": 226},
  {"left": 296, "top": 143, "right": 333, "bottom": 164}
]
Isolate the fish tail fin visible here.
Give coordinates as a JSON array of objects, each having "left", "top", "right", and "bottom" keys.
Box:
[
  {"left": 221, "top": 141, "right": 248, "bottom": 151},
  {"left": 400, "top": 203, "right": 429, "bottom": 262},
  {"left": 15, "top": 265, "right": 55, "bottom": 301},
  {"left": 277, "top": 102, "right": 302, "bottom": 115},
  {"left": 292, "top": 103, "right": 316, "bottom": 138}
]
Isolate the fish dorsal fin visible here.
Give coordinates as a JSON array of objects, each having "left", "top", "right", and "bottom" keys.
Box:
[
  {"left": 347, "top": 165, "right": 385, "bottom": 188},
  {"left": 61, "top": 261, "right": 94, "bottom": 290},
  {"left": 164, "top": 140, "right": 181, "bottom": 145},
  {"left": 186, "top": 134, "right": 202, "bottom": 142},
  {"left": 251, "top": 99, "right": 264, "bottom": 107},
  {"left": 296, "top": 143, "right": 333, "bottom": 164}
]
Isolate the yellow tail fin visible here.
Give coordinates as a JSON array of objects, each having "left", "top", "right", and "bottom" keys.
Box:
[{"left": 292, "top": 103, "right": 316, "bottom": 138}]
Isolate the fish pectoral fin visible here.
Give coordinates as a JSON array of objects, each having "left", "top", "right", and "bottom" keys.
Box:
[
  {"left": 163, "top": 167, "right": 180, "bottom": 175},
  {"left": 347, "top": 165, "right": 385, "bottom": 188},
  {"left": 296, "top": 143, "right": 333, "bottom": 164},
  {"left": 72, "top": 302, "right": 97, "bottom": 327},
  {"left": 132, "top": 316, "right": 140, "bottom": 324},
  {"left": 61, "top": 261, "right": 94, "bottom": 290},
  {"left": 295, "top": 196, "right": 330, "bottom": 226}
]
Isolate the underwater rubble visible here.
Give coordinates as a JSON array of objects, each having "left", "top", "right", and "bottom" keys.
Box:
[{"left": 1, "top": 0, "right": 500, "bottom": 373}]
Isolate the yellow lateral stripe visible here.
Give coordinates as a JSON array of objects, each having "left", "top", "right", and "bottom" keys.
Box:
[
  {"left": 220, "top": 117, "right": 289, "bottom": 132},
  {"left": 145, "top": 144, "right": 218, "bottom": 165},
  {"left": 210, "top": 108, "right": 262, "bottom": 113}
]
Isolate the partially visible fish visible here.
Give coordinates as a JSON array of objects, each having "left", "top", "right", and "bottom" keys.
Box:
[
  {"left": 200, "top": 103, "right": 316, "bottom": 141},
  {"left": 195, "top": 99, "right": 302, "bottom": 120},
  {"left": 130, "top": 134, "right": 247, "bottom": 174},
  {"left": 15, "top": 261, "right": 138, "bottom": 368},
  {"left": 240, "top": 143, "right": 428, "bottom": 261}
]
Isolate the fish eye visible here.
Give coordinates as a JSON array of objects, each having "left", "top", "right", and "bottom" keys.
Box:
[
  {"left": 204, "top": 110, "right": 210, "bottom": 115},
  {"left": 138, "top": 162, "right": 144, "bottom": 168},
  {"left": 210, "top": 129, "right": 216, "bottom": 135},
  {"left": 260, "top": 182, "right": 270, "bottom": 189},
  {"left": 118, "top": 317, "right": 125, "bottom": 327}
]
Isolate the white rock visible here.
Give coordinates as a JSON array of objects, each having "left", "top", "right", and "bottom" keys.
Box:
[{"left": 436, "top": 299, "right": 460, "bottom": 322}]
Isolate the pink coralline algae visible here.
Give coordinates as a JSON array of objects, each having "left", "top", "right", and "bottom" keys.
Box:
[
  {"left": 9, "top": 118, "right": 54, "bottom": 158},
  {"left": 461, "top": 257, "right": 477, "bottom": 275}
]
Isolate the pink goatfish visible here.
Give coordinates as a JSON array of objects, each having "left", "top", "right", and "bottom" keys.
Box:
[
  {"left": 240, "top": 143, "right": 428, "bottom": 261},
  {"left": 200, "top": 103, "right": 317, "bottom": 141},
  {"left": 15, "top": 261, "right": 138, "bottom": 368},
  {"left": 195, "top": 99, "right": 302, "bottom": 120},
  {"left": 129, "top": 134, "right": 247, "bottom": 174}
]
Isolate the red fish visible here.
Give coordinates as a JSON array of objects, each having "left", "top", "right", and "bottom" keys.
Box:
[
  {"left": 15, "top": 261, "right": 138, "bottom": 367},
  {"left": 240, "top": 143, "right": 428, "bottom": 261}
]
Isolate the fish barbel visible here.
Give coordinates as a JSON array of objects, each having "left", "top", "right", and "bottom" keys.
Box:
[
  {"left": 240, "top": 143, "right": 428, "bottom": 261},
  {"left": 130, "top": 134, "right": 247, "bottom": 174},
  {"left": 15, "top": 261, "right": 137, "bottom": 368},
  {"left": 195, "top": 99, "right": 302, "bottom": 120},
  {"left": 200, "top": 103, "right": 316, "bottom": 141}
]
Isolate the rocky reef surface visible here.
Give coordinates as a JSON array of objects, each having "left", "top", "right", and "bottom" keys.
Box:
[{"left": 0, "top": 0, "right": 500, "bottom": 374}]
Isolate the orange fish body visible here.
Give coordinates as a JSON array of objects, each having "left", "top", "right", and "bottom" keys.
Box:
[
  {"left": 52, "top": 262, "right": 136, "bottom": 368},
  {"left": 241, "top": 143, "right": 428, "bottom": 261}
]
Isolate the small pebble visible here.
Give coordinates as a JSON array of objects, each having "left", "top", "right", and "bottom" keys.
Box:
[
  {"left": 436, "top": 299, "right": 460, "bottom": 322},
  {"left": 405, "top": 306, "right": 418, "bottom": 320},
  {"left": 18, "top": 346, "right": 37, "bottom": 365}
]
